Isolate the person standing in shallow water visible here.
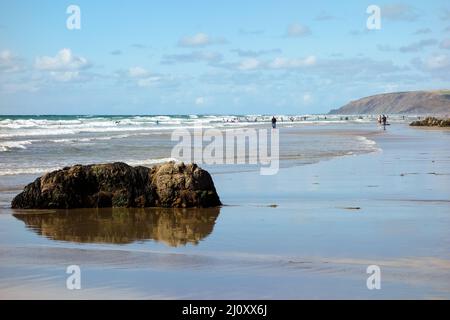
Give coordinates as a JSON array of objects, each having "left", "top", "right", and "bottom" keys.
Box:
[
  {"left": 271, "top": 116, "right": 277, "bottom": 129},
  {"left": 382, "top": 114, "right": 387, "bottom": 130}
]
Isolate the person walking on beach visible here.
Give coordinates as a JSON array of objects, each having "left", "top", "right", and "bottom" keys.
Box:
[
  {"left": 271, "top": 116, "right": 277, "bottom": 129},
  {"left": 382, "top": 114, "right": 387, "bottom": 130}
]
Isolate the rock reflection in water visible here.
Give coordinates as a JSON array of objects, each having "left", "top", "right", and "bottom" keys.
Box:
[{"left": 13, "top": 207, "right": 221, "bottom": 247}]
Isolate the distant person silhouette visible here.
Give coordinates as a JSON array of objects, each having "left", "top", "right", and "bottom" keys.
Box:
[{"left": 271, "top": 116, "right": 277, "bottom": 129}]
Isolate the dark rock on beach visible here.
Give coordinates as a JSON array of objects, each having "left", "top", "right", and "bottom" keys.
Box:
[
  {"left": 11, "top": 162, "right": 222, "bottom": 209},
  {"left": 410, "top": 117, "right": 450, "bottom": 127}
]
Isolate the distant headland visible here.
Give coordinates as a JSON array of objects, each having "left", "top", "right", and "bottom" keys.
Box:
[{"left": 329, "top": 90, "right": 450, "bottom": 115}]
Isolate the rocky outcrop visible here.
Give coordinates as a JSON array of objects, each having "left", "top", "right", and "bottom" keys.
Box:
[
  {"left": 410, "top": 117, "right": 450, "bottom": 127},
  {"left": 329, "top": 90, "right": 450, "bottom": 115},
  {"left": 11, "top": 162, "right": 221, "bottom": 209}
]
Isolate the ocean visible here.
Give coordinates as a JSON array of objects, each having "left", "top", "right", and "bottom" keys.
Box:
[{"left": 0, "top": 114, "right": 405, "bottom": 177}]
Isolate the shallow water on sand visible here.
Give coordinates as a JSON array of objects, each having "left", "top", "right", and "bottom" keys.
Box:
[{"left": 0, "top": 123, "right": 449, "bottom": 299}]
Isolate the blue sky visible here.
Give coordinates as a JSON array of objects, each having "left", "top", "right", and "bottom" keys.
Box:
[{"left": 1, "top": 0, "right": 450, "bottom": 115}]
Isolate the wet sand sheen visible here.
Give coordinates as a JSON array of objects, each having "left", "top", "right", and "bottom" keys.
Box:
[{"left": 12, "top": 207, "right": 221, "bottom": 246}]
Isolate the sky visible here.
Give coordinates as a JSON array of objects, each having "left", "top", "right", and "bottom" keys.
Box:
[{"left": 0, "top": 0, "right": 450, "bottom": 115}]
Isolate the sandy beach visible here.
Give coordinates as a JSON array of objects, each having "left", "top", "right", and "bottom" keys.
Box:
[
  {"left": 0, "top": 121, "right": 449, "bottom": 299},
  {"left": 3, "top": 0, "right": 450, "bottom": 306}
]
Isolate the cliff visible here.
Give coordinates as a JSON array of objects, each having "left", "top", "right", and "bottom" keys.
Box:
[{"left": 329, "top": 90, "right": 450, "bottom": 115}]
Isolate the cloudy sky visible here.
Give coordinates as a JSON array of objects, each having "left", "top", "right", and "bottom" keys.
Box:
[{"left": 1, "top": 0, "right": 450, "bottom": 115}]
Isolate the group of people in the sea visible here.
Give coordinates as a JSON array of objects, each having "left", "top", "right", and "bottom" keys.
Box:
[
  {"left": 272, "top": 114, "right": 390, "bottom": 130},
  {"left": 108, "top": 115, "right": 391, "bottom": 129},
  {"left": 223, "top": 116, "right": 313, "bottom": 125}
]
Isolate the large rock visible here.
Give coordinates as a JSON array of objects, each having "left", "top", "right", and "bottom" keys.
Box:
[
  {"left": 11, "top": 162, "right": 222, "bottom": 209},
  {"left": 410, "top": 117, "right": 450, "bottom": 127}
]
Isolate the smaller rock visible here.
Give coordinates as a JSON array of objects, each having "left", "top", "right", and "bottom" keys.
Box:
[{"left": 410, "top": 117, "right": 450, "bottom": 127}]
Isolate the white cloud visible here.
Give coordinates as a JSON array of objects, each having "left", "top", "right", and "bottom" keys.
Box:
[
  {"left": 50, "top": 71, "right": 80, "bottom": 82},
  {"left": 303, "top": 93, "right": 313, "bottom": 104},
  {"left": 161, "top": 51, "right": 222, "bottom": 64},
  {"left": 178, "top": 33, "right": 226, "bottom": 47},
  {"left": 35, "top": 48, "right": 90, "bottom": 71},
  {"left": 217, "top": 55, "right": 317, "bottom": 71},
  {"left": 303, "top": 56, "right": 317, "bottom": 66},
  {"left": 232, "top": 48, "right": 282, "bottom": 57},
  {"left": 382, "top": 83, "right": 400, "bottom": 93},
  {"left": 137, "top": 76, "right": 162, "bottom": 87},
  {"left": 128, "top": 66, "right": 151, "bottom": 78},
  {"left": 117, "top": 66, "right": 180, "bottom": 89},
  {"left": 195, "top": 97, "right": 206, "bottom": 105},
  {"left": 179, "top": 33, "right": 210, "bottom": 47},
  {"left": 286, "top": 23, "right": 311, "bottom": 37},
  {"left": 238, "top": 58, "right": 261, "bottom": 70},
  {"left": 412, "top": 54, "right": 450, "bottom": 80},
  {"left": 424, "top": 54, "right": 450, "bottom": 69},
  {"left": 0, "top": 50, "right": 23, "bottom": 72},
  {"left": 270, "top": 56, "right": 316, "bottom": 69},
  {"left": 123, "top": 67, "right": 167, "bottom": 87}
]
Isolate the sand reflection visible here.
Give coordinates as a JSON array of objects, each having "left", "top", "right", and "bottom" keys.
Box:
[{"left": 13, "top": 207, "right": 220, "bottom": 247}]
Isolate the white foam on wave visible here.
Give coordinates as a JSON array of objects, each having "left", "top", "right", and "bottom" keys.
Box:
[
  {"left": 0, "top": 126, "right": 178, "bottom": 138},
  {"left": 0, "top": 167, "right": 60, "bottom": 176},
  {"left": 1, "top": 115, "right": 353, "bottom": 139},
  {"left": 0, "top": 119, "right": 83, "bottom": 129},
  {"left": 0, "top": 140, "right": 33, "bottom": 152},
  {"left": 126, "top": 157, "right": 180, "bottom": 167},
  {"left": 355, "top": 136, "right": 381, "bottom": 152},
  {"left": 0, "top": 116, "right": 224, "bottom": 138},
  {"left": 0, "top": 128, "right": 78, "bottom": 138},
  {"left": 50, "top": 134, "right": 132, "bottom": 144},
  {"left": 0, "top": 157, "right": 181, "bottom": 176}
]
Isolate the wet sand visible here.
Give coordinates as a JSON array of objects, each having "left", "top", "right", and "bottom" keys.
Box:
[{"left": 0, "top": 123, "right": 449, "bottom": 299}]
